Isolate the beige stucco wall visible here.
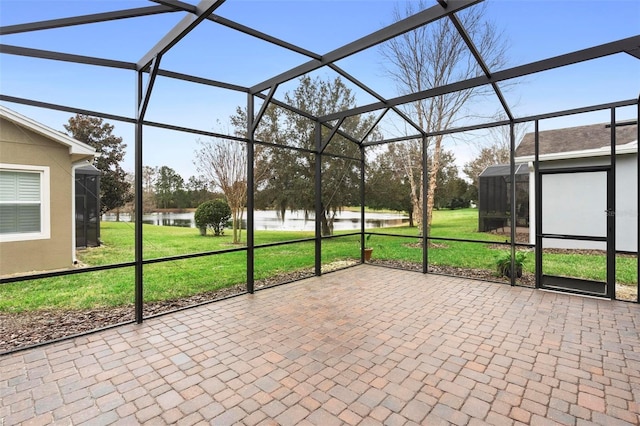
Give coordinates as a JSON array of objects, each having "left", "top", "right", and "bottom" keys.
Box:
[{"left": 0, "top": 117, "right": 74, "bottom": 275}]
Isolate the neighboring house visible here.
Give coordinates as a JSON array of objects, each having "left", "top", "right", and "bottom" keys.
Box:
[
  {"left": 0, "top": 106, "right": 96, "bottom": 276},
  {"left": 515, "top": 122, "right": 638, "bottom": 252}
]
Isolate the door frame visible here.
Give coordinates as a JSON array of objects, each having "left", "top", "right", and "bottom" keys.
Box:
[{"left": 535, "top": 165, "right": 615, "bottom": 298}]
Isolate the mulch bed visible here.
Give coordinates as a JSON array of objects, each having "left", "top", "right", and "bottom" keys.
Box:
[{"left": 0, "top": 260, "right": 584, "bottom": 354}]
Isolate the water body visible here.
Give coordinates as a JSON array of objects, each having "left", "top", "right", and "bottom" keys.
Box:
[{"left": 103, "top": 210, "right": 409, "bottom": 231}]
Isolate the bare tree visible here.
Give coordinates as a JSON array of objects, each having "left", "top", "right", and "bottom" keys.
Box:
[
  {"left": 464, "top": 119, "right": 529, "bottom": 185},
  {"left": 380, "top": 1, "right": 509, "bottom": 235},
  {"left": 195, "top": 139, "right": 247, "bottom": 244}
]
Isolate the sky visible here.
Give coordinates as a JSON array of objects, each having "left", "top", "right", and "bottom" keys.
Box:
[{"left": 0, "top": 0, "right": 639, "bottom": 179}]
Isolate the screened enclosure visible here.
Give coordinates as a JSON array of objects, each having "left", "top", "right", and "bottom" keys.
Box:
[
  {"left": 0, "top": 0, "right": 638, "bottom": 352},
  {"left": 478, "top": 163, "right": 529, "bottom": 233},
  {"left": 75, "top": 165, "right": 100, "bottom": 249}
]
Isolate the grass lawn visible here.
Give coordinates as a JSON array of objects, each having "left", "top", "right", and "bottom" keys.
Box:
[{"left": 1, "top": 209, "right": 636, "bottom": 312}]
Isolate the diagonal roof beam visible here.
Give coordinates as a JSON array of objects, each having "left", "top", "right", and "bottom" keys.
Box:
[
  {"left": 625, "top": 47, "right": 640, "bottom": 60},
  {"left": 152, "top": 0, "right": 322, "bottom": 60},
  {"left": 138, "top": 56, "right": 162, "bottom": 120},
  {"left": 250, "top": 0, "right": 481, "bottom": 94},
  {"left": 320, "top": 117, "right": 345, "bottom": 153},
  {"left": 359, "top": 109, "right": 389, "bottom": 144},
  {"left": 251, "top": 85, "right": 279, "bottom": 135},
  {"left": 0, "top": 5, "right": 174, "bottom": 35},
  {"left": 320, "top": 35, "right": 640, "bottom": 122},
  {"left": 448, "top": 13, "right": 513, "bottom": 121},
  {"left": 137, "top": 0, "right": 225, "bottom": 71},
  {"left": 328, "top": 64, "right": 425, "bottom": 135},
  {"left": 253, "top": 93, "right": 361, "bottom": 145}
]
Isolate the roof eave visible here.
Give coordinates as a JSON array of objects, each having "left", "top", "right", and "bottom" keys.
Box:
[
  {"left": 516, "top": 142, "right": 638, "bottom": 163},
  {"left": 0, "top": 105, "right": 96, "bottom": 157}
]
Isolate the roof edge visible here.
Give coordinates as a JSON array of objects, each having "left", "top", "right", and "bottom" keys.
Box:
[
  {"left": 516, "top": 140, "right": 638, "bottom": 163},
  {"left": 0, "top": 105, "right": 96, "bottom": 157}
]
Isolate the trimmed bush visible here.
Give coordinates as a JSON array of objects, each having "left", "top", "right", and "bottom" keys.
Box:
[{"left": 194, "top": 199, "right": 232, "bottom": 236}]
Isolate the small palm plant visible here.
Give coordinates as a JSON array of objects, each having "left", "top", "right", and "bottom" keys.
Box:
[{"left": 496, "top": 250, "right": 527, "bottom": 278}]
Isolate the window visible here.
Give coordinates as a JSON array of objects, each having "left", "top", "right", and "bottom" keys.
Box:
[{"left": 0, "top": 164, "right": 50, "bottom": 242}]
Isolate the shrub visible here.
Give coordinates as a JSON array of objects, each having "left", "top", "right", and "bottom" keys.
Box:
[
  {"left": 496, "top": 250, "right": 527, "bottom": 278},
  {"left": 194, "top": 199, "right": 232, "bottom": 236}
]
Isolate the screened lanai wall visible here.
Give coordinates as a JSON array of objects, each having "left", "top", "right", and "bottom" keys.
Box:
[
  {"left": 478, "top": 164, "right": 529, "bottom": 233},
  {"left": 0, "top": 0, "right": 638, "bottom": 352}
]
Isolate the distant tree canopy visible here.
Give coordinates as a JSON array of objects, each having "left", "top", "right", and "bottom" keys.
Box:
[
  {"left": 230, "top": 76, "right": 379, "bottom": 236},
  {"left": 365, "top": 146, "right": 413, "bottom": 224},
  {"left": 64, "top": 114, "right": 132, "bottom": 215},
  {"left": 432, "top": 150, "right": 470, "bottom": 210},
  {"left": 366, "top": 146, "right": 470, "bottom": 218},
  {"left": 139, "top": 165, "right": 217, "bottom": 211},
  {"left": 155, "top": 166, "right": 186, "bottom": 209}
]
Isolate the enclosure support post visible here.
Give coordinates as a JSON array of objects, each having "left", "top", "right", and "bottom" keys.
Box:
[
  {"left": 134, "top": 72, "right": 144, "bottom": 324},
  {"left": 422, "top": 135, "right": 428, "bottom": 274},
  {"left": 637, "top": 96, "right": 639, "bottom": 303},
  {"left": 607, "top": 108, "right": 616, "bottom": 299},
  {"left": 247, "top": 94, "right": 255, "bottom": 294},
  {"left": 534, "top": 120, "right": 542, "bottom": 289},
  {"left": 133, "top": 55, "right": 161, "bottom": 323},
  {"left": 360, "top": 145, "right": 366, "bottom": 264},
  {"left": 509, "top": 122, "right": 517, "bottom": 286},
  {"left": 315, "top": 123, "right": 322, "bottom": 275}
]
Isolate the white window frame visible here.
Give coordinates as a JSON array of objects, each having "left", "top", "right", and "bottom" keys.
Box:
[{"left": 0, "top": 163, "right": 50, "bottom": 242}]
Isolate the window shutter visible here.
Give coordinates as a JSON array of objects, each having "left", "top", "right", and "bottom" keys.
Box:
[
  {"left": 0, "top": 171, "right": 18, "bottom": 202},
  {"left": 17, "top": 172, "right": 41, "bottom": 202},
  {"left": 17, "top": 205, "right": 41, "bottom": 232},
  {"left": 0, "top": 205, "right": 18, "bottom": 233}
]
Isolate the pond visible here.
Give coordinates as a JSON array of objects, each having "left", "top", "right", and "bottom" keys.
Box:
[{"left": 102, "top": 210, "right": 409, "bottom": 231}]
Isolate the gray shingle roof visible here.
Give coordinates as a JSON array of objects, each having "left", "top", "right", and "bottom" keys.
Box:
[{"left": 515, "top": 122, "right": 637, "bottom": 157}]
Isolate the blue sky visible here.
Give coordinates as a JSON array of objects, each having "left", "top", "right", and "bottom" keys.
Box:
[{"left": 1, "top": 0, "right": 639, "bottom": 178}]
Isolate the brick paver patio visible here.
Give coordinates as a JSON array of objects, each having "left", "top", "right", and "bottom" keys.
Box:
[{"left": 1, "top": 265, "right": 639, "bottom": 425}]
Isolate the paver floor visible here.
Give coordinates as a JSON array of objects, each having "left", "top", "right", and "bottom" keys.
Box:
[{"left": 1, "top": 265, "right": 639, "bottom": 425}]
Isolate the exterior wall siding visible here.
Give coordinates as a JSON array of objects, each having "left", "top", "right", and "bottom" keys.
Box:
[
  {"left": 527, "top": 153, "right": 638, "bottom": 252},
  {"left": 0, "top": 117, "right": 73, "bottom": 275}
]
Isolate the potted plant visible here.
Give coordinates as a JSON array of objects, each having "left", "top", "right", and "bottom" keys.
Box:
[
  {"left": 496, "top": 250, "right": 526, "bottom": 278},
  {"left": 363, "top": 234, "right": 373, "bottom": 262}
]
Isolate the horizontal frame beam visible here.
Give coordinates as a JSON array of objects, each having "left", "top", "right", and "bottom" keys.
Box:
[
  {"left": 320, "top": 35, "right": 640, "bottom": 122},
  {"left": 0, "top": 44, "right": 250, "bottom": 92},
  {"left": 0, "top": 44, "right": 136, "bottom": 69},
  {"left": 250, "top": 0, "right": 481, "bottom": 94},
  {"left": 0, "top": 94, "right": 137, "bottom": 123},
  {"left": 0, "top": 5, "right": 174, "bottom": 35}
]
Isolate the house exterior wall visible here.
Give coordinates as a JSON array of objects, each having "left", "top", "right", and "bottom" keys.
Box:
[
  {"left": 616, "top": 154, "right": 638, "bottom": 252},
  {"left": 526, "top": 153, "right": 638, "bottom": 252},
  {"left": 0, "top": 117, "right": 74, "bottom": 275}
]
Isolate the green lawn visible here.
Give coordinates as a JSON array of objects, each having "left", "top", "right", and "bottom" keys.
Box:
[{"left": 0, "top": 208, "right": 636, "bottom": 312}]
